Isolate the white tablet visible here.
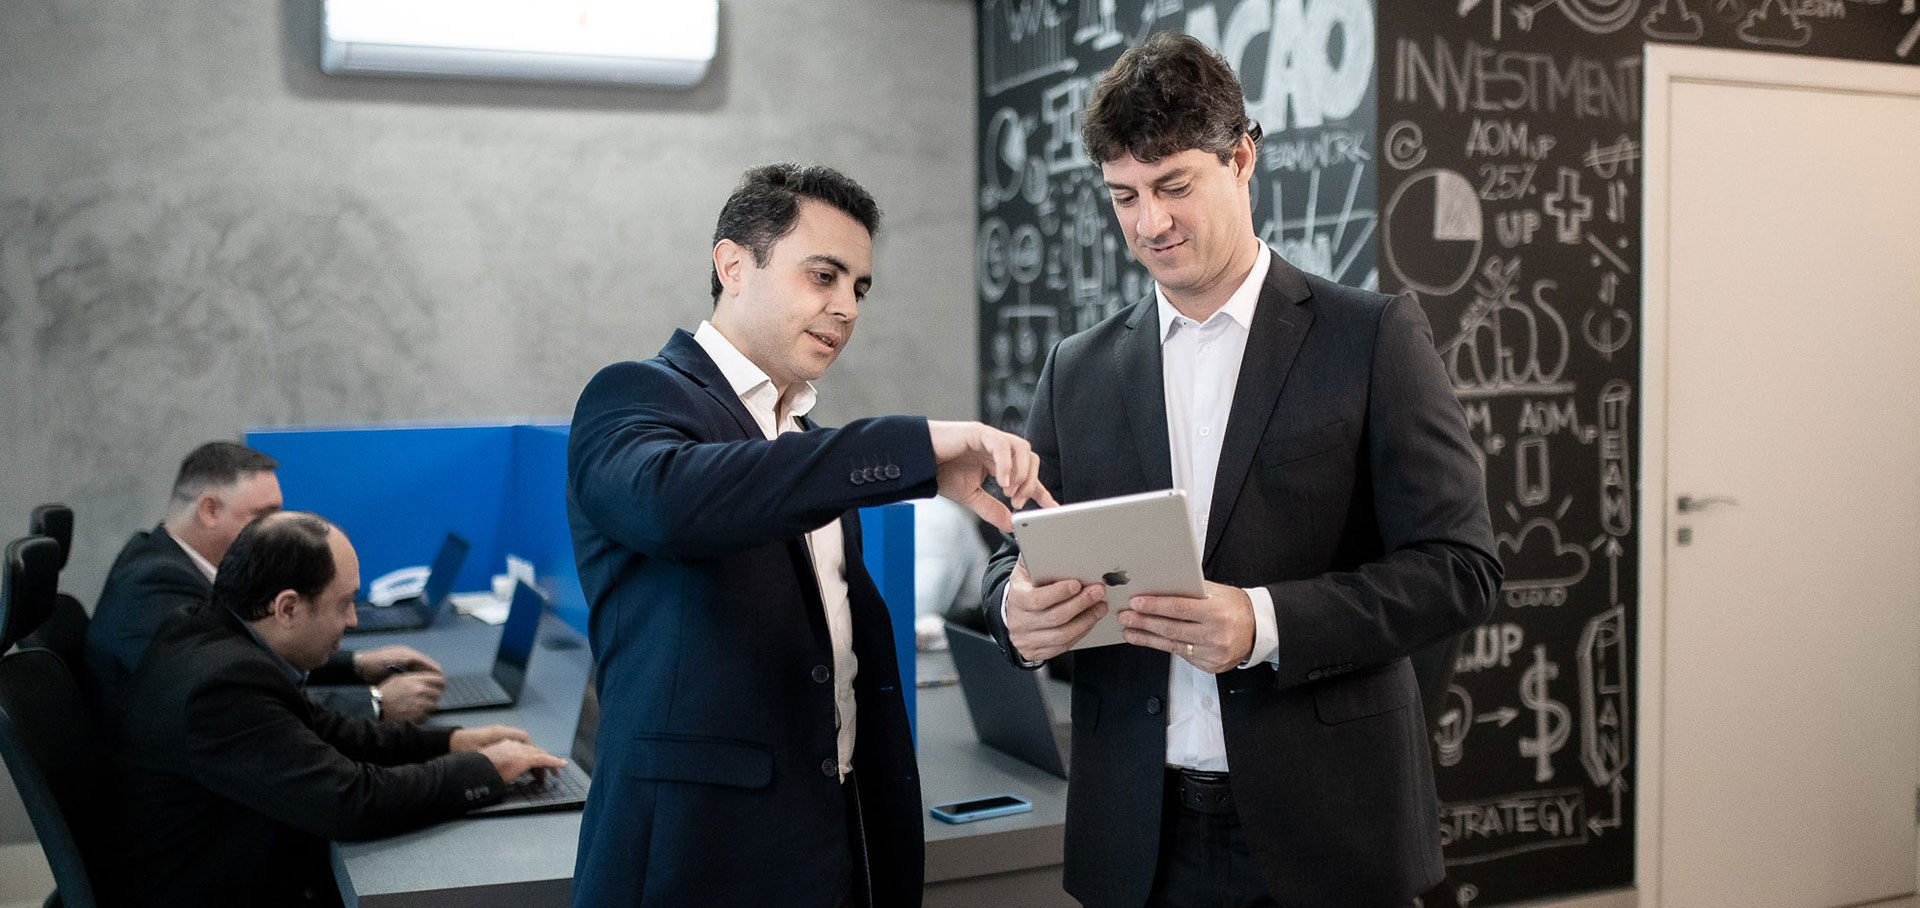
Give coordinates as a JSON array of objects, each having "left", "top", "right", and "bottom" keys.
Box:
[{"left": 1011, "top": 489, "right": 1205, "bottom": 651}]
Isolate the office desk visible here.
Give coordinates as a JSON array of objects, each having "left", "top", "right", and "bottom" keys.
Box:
[{"left": 335, "top": 631, "right": 1072, "bottom": 907}]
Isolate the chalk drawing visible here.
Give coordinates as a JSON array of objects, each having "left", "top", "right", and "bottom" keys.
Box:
[
  {"left": 1458, "top": 0, "right": 1507, "bottom": 39},
  {"left": 1065, "top": 183, "right": 1120, "bottom": 326},
  {"left": 1039, "top": 76, "right": 1096, "bottom": 175},
  {"left": 981, "top": 107, "right": 1036, "bottom": 210},
  {"left": 1737, "top": 0, "right": 1812, "bottom": 46},
  {"left": 1517, "top": 435, "right": 1550, "bottom": 506},
  {"left": 1457, "top": 885, "right": 1481, "bottom": 908},
  {"left": 1456, "top": 621, "right": 1527, "bottom": 674},
  {"left": 1264, "top": 164, "right": 1378, "bottom": 288},
  {"left": 1579, "top": 605, "right": 1630, "bottom": 835},
  {"left": 1439, "top": 787, "right": 1589, "bottom": 865},
  {"left": 1385, "top": 120, "right": 1428, "bottom": 170},
  {"left": 1188, "top": 0, "right": 1376, "bottom": 132},
  {"left": 984, "top": 0, "right": 1078, "bottom": 97},
  {"left": 977, "top": 218, "right": 1015, "bottom": 304},
  {"left": 1541, "top": 167, "right": 1594, "bottom": 245},
  {"left": 1901, "top": 12, "right": 1920, "bottom": 58},
  {"left": 1497, "top": 513, "right": 1591, "bottom": 592},
  {"left": 1073, "top": 0, "right": 1123, "bottom": 50},
  {"left": 1513, "top": 0, "right": 1641, "bottom": 33},
  {"left": 1598, "top": 380, "right": 1632, "bottom": 536},
  {"left": 1518, "top": 644, "right": 1571, "bottom": 782},
  {"left": 1641, "top": 0, "right": 1706, "bottom": 38},
  {"left": 1382, "top": 168, "right": 1483, "bottom": 297},
  {"left": 1435, "top": 684, "right": 1474, "bottom": 767},
  {"left": 1583, "top": 136, "right": 1640, "bottom": 179},
  {"left": 1439, "top": 257, "right": 1574, "bottom": 399},
  {"left": 1582, "top": 306, "right": 1632, "bottom": 361}
]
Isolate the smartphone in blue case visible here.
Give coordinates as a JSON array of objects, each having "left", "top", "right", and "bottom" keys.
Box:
[{"left": 929, "top": 793, "right": 1033, "bottom": 824}]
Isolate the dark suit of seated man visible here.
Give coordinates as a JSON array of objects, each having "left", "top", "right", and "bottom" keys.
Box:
[
  {"left": 86, "top": 441, "right": 447, "bottom": 722},
  {"left": 111, "top": 511, "right": 567, "bottom": 908}
]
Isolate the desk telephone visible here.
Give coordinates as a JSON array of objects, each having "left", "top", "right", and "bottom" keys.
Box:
[{"left": 366, "top": 566, "right": 430, "bottom": 607}]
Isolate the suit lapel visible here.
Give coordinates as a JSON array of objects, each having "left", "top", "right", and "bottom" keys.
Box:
[
  {"left": 659, "top": 328, "right": 761, "bottom": 441},
  {"left": 1202, "top": 255, "right": 1314, "bottom": 566},
  {"left": 1119, "top": 300, "right": 1174, "bottom": 490}
]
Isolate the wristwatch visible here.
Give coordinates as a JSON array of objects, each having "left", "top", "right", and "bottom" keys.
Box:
[{"left": 369, "top": 685, "right": 383, "bottom": 720}]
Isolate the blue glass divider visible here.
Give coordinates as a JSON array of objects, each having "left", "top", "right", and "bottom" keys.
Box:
[
  {"left": 859, "top": 502, "right": 918, "bottom": 741},
  {"left": 245, "top": 422, "right": 920, "bottom": 740}
]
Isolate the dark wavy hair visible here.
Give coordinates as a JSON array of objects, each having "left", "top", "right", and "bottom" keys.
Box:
[
  {"left": 1081, "top": 31, "right": 1254, "bottom": 166},
  {"left": 709, "top": 163, "right": 881, "bottom": 302}
]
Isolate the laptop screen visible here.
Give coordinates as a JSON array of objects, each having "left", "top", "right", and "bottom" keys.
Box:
[
  {"left": 421, "top": 533, "right": 471, "bottom": 608},
  {"left": 569, "top": 674, "right": 600, "bottom": 773},
  {"left": 489, "top": 581, "right": 544, "bottom": 700}
]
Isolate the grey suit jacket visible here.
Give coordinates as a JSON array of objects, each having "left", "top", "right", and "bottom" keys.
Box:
[{"left": 984, "top": 253, "right": 1502, "bottom": 908}]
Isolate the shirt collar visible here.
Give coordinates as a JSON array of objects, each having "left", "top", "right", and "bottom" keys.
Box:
[
  {"left": 227, "top": 607, "right": 308, "bottom": 686},
  {"left": 1156, "top": 242, "right": 1272, "bottom": 343},
  {"left": 693, "top": 321, "right": 819, "bottom": 424},
  {"left": 167, "top": 526, "right": 220, "bottom": 582}
]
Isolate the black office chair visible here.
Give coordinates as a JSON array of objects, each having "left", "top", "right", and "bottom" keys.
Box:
[
  {"left": 22, "top": 505, "right": 88, "bottom": 666},
  {"left": 0, "top": 535, "right": 112, "bottom": 908}
]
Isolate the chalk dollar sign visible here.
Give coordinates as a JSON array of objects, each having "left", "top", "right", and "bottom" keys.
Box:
[{"left": 1518, "top": 644, "right": 1570, "bottom": 782}]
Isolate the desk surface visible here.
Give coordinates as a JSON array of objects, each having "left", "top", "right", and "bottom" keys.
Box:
[{"left": 335, "top": 624, "right": 1068, "bottom": 907}]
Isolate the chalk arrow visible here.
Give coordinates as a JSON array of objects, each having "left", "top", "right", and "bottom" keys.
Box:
[
  {"left": 1459, "top": 0, "right": 1487, "bottom": 16},
  {"left": 1476, "top": 707, "right": 1519, "bottom": 727}
]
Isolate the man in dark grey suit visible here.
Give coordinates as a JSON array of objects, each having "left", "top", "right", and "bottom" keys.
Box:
[
  {"left": 85, "top": 441, "right": 445, "bottom": 721},
  {"left": 983, "top": 33, "right": 1502, "bottom": 908}
]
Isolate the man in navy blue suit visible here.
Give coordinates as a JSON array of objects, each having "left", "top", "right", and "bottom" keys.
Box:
[{"left": 566, "top": 163, "right": 1053, "bottom": 908}]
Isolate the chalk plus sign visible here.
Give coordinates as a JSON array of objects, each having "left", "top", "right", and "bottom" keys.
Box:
[{"left": 1543, "top": 168, "right": 1593, "bottom": 244}]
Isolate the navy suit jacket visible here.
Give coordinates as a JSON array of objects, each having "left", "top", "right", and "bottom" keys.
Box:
[
  {"left": 566, "top": 329, "right": 935, "bottom": 908},
  {"left": 984, "top": 255, "right": 1502, "bottom": 908},
  {"left": 85, "top": 525, "right": 366, "bottom": 718}
]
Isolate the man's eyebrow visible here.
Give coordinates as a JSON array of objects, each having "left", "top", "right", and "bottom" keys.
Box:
[
  {"left": 1105, "top": 167, "right": 1196, "bottom": 192},
  {"left": 802, "top": 253, "right": 850, "bottom": 274},
  {"left": 803, "top": 253, "right": 873, "bottom": 292}
]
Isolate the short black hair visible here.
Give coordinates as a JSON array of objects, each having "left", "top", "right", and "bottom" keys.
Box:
[
  {"left": 213, "top": 512, "right": 336, "bottom": 621},
  {"left": 169, "top": 441, "right": 278, "bottom": 507},
  {"left": 1081, "top": 31, "right": 1254, "bottom": 166},
  {"left": 709, "top": 163, "right": 882, "bottom": 302}
]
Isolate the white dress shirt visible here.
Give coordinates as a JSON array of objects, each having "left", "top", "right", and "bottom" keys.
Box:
[
  {"left": 1156, "top": 242, "right": 1280, "bottom": 772},
  {"left": 694, "top": 321, "right": 859, "bottom": 779}
]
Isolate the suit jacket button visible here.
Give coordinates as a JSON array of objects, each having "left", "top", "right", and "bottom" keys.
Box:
[
  {"left": 884, "top": 464, "right": 901, "bottom": 480},
  {"left": 1146, "top": 697, "right": 1162, "bottom": 716},
  {"left": 821, "top": 758, "right": 838, "bottom": 777},
  {"left": 850, "top": 469, "right": 865, "bottom": 485},
  {"left": 811, "top": 664, "right": 831, "bottom": 684}
]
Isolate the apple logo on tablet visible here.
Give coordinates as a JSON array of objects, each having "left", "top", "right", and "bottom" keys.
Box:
[{"left": 1102, "top": 570, "right": 1130, "bottom": 587}]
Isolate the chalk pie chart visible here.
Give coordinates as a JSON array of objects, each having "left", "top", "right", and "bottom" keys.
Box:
[{"left": 1382, "top": 168, "right": 1484, "bottom": 297}]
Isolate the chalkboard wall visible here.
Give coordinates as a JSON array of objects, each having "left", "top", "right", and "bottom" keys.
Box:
[{"left": 975, "top": 1, "right": 1918, "bottom": 905}]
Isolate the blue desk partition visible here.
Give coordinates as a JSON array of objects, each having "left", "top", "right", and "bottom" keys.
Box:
[{"left": 245, "top": 423, "right": 918, "bottom": 734}]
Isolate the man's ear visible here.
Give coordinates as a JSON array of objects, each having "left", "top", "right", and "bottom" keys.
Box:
[
  {"left": 713, "top": 239, "right": 750, "bottom": 300},
  {"left": 268, "top": 589, "right": 304, "bottom": 624},
  {"left": 195, "top": 491, "right": 223, "bottom": 528},
  {"left": 1231, "top": 133, "right": 1257, "bottom": 185}
]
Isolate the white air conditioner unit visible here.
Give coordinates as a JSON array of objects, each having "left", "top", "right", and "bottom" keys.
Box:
[{"left": 320, "top": 0, "right": 718, "bottom": 88}]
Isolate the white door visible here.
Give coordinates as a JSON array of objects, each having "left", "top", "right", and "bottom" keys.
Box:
[{"left": 1644, "top": 46, "right": 1920, "bottom": 908}]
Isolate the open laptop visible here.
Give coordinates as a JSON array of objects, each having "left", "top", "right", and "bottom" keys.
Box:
[
  {"left": 349, "top": 533, "right": 470, "bottom": 633},
  {"left": 944, "top": 622, "right": 1071, "bottom": 779},
  {"left": 467, "top": 674, "right": 600, "bottom": 817},
  {"left": 433, "top": 580, "right": 544, "bottom": 711}
]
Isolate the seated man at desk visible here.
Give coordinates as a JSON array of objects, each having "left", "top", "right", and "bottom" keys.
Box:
[
  {"left": 111, "top": 511, "right": 566, "bottom": 908},
  {"left": 86, "top": 440, "right": 445, "bottom": 721}
]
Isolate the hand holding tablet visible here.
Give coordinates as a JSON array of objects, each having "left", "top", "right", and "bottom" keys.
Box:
[{"left": 1008, "top": 489, "right": 1206, "bottom": 654}]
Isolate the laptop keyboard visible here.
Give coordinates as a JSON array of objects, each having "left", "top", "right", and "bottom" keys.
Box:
[
  {"left": 437, "top": 673, "right": 510, "bottom": 710},
  {"left": 491, "top": 763, "right": 591, "bottom": 810}
]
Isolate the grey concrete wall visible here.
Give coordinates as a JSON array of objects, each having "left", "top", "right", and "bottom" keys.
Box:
[{"left": 0, "top": 0, "right": 975, "bottom": 846}]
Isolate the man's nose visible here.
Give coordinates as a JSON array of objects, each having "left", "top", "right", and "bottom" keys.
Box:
[{"left": 1135, "top": 195, "right": 1172, "bottom": 241}]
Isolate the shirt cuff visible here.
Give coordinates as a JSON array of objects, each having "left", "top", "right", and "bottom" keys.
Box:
[
  {"left": 999, "top": 586, "right": 1047, "bottom": 669},
  {"left": 1238, "top": 586, "right": 1279, "bottom": 669}
]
